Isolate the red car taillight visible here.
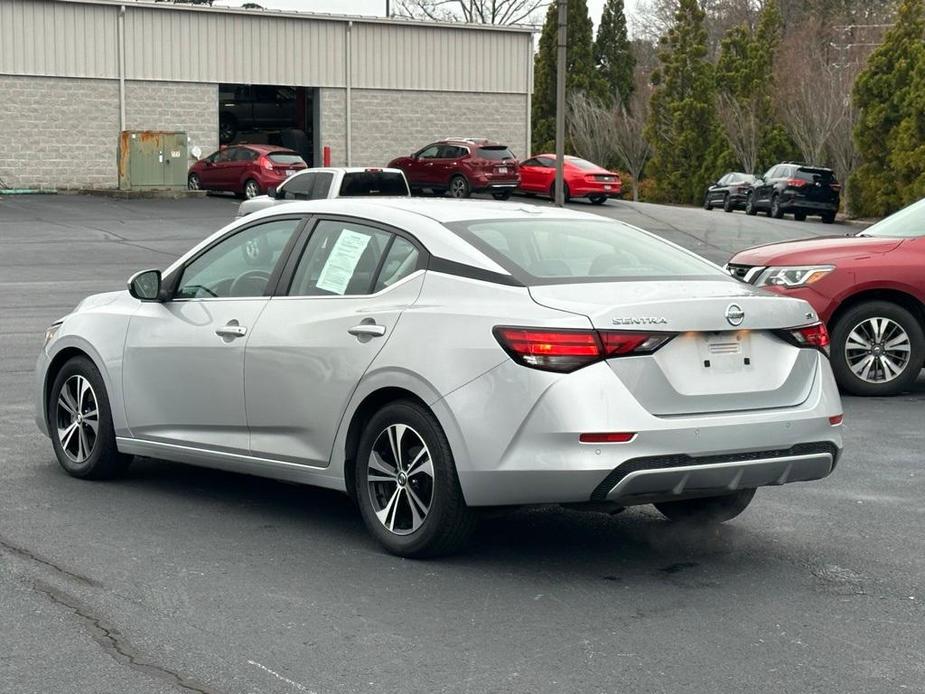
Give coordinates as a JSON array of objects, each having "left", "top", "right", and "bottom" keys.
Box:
[
  {"left": 260, "top": 156, "right": 273, "bottom": 170},
  {"left": 492, "top": 327, "right": 675, "bottom": 373},
  {"left": 786, "top": 178, "right": 807, "bottom": 187},
  {"left": 777, "top": 322, "right": 831, "bottom": 355}
]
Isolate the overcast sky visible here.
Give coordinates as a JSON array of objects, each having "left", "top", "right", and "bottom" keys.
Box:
[{"left": 211, "top": 1, "right": 638, "bottom": 31}]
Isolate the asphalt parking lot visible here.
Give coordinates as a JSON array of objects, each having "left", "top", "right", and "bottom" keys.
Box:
[{"left": 1, "top": 193, "right": 923, "bottom": 694}]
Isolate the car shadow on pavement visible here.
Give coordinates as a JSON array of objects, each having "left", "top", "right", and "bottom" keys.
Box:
[{"left": 101, "top": 456, "right": 756, "bottom": 579}]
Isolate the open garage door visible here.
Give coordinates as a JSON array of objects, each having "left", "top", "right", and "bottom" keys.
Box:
[{"left": 219, "top": 84, "right": 316, "bottom": 166}]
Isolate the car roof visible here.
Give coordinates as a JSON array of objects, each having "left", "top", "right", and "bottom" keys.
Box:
[
  {"left": 233, "top": 144, "right": 297, "bottom": 153},
  {"left": 290, "top": 167, "right": 405, "bottom": 175},
  {"left": 168, "top": 198, "right": 610, "bottom": 279},
  {"left": 439, "top": 138, "right": 506, "bottom": 147}
]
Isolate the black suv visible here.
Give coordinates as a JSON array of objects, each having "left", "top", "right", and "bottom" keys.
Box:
[
  {"left": 704, "top": 172, "right": 758, "bottom": 212},
  {"left": 745, "top": 163, "right": 840, "bottom": 223}
]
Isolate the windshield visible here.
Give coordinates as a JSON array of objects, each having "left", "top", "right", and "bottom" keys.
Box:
[
  {"left": 339, "top": 171, "right": 409, "bottom": 196},
  {"left": 446, "top": 219, "right": 727, "bottom": 285},
  {"left": 861, "top": 197, "right": 925, "bottom": 238}
]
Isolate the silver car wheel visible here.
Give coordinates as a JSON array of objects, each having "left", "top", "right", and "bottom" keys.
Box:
[
  {"left": 56, "top": 375, "right": 99, "bottom": 464},
  {"left": 367, "top": 424, "right": 435, "bottom": 536},
  {"left": 244, "top": 180, "right": 259, "bottom": 199},
  {"left": 449, "top": 177, "right": 467, "bottom": 198},
  {"left": 188, "top": 174, "right": 200, "bottom": 191},
  {"left": 845, "top": 317, "right": 911, "bottom": 383}
]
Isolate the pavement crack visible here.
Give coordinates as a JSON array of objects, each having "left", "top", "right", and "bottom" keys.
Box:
[
  {"left": 31, "top": 579, "right": 219, "bottom": 694},
  {"left": 0, "top": 534, "right": 100, "bottom": 588}
]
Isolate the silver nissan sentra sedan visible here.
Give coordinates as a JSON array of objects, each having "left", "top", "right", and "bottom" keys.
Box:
[{"left": 36, "top": 198, "right": 844, "bottom": 556}]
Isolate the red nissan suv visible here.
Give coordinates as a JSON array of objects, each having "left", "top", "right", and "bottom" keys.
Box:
[
  {"left": 388, "top": 139, "right": 519, "bottom": 199},
  {"left": 188, "top": 144, "right": 307, "bottom": 199},
  {"left": 727, "top": 198, "right": 925, "bottom": 396}
]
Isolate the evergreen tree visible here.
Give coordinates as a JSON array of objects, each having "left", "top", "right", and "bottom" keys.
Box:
[
  {"left": 644, "top": 0, "right": 720, "bottom": 204},
  {"left": 850, "top": 0, "right": 925, "bottom": 216},
  {"left": 594, "top": 0, "right": 636, "bottom": 105},
  {"left": 714, "top": 0, "right": 796, "bottom": 174},
  {"left": 532, "top": 0, "right": 605, "bottom": 153}
]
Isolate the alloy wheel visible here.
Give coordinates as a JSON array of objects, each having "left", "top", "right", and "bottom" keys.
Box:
[
  {"left": 244, "top": 180, "right": 259, "bottom": 199},
  {"left": 56, "top": 375, "right": 99, "bottom": 464},
  {"left": 845, "top": 317, "right": 912, "bottom": 384},
  {"left": 367, "top": 424, "right": 435, "bottom": 535},
  {"left": 449, "top": 177, "right": 468, "bottom": 198},
  {"left": 188, "top": 174, "right": 200, "bottom": 191}
]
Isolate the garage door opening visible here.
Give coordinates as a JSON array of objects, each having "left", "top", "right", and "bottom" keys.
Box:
[{"left": 218, "top": 84, "right": 317, "bottom": 166}]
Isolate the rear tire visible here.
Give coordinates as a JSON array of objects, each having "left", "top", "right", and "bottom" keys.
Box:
[
  {"left": 829, "top": 301, "right": 924, "bottom": 396},
  {"left": 492, "top": 191, "right": 512, "bottom": 201},
  {"left": 655, "top": 489, "right": 756, "bottom": 524},
  {"left": 243, "top": 179, "right": 260, "bottom": 200},
  {"left": 821, "top": 211, "right": 836, "bottom": 224},
  {"left": 723, "top": 195, "right": 733, "bottom": 212},
  {"left": 794, "top": 211, "right": 807, "bottom": 221},
  {"left": 590, "top": 194, "right": 607, "bottom": 205},
  {"left": 771, "top": 194, "right": 784, "bottom": 219},
  {"left": 48, "top": 356, "right": 131, "bottom": 480},
  {"left": 549, "top": 182, "right": 571, "bottom": 203},
  {"left": 355, "top": 401, "right": 476, "bottom": 557}
]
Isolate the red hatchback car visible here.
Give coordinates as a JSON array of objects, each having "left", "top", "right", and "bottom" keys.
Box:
[
  {"left": 518, "top": 154, "right": 621, "bottom": 204},
  {"left": 728, "top": 198, "right": 925, "bottom": 396},
  {"left": 188, "top": 144, "right": 307, "bottom": 199},
  {"left": 388, "top": 139, "right": 519, "bottom": 199}
]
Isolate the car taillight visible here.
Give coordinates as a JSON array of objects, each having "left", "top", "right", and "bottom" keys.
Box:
[
  {"left": 828, "top": 414, "right": 844, "bottom": 426},
  {"left": 492, "top": 327, "right": 674, "bottom": 373},
  {"left": 830, "top": 183, "right": 842, "bottom": 191},
  {"left": 777, "top": 322, "right": 830, "bottom": 354},
  {"left": 786, "top": 178, "right": 807, "bottom": 187},
  {"left": 579, "top": 432, "right": 636, "bottom": 443},
  {"left": 261, "top": 157, "right": 273, "bottom": 170}
]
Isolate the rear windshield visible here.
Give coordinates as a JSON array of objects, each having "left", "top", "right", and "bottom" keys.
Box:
[
  {"left": 446, "top": 219, "right": 726, "bottom": 285},
  {"left": 861, "top": 196, "right": 925, "bottom": 238},
  {"left": 338, "top": 171, "right": 409, "bottom": 197},
  {"left": 268, "top": 153, "right": 305, "bottom": 165},
  {"left": 794, "top": 168, "right": 836, "bottom": 183},
  {"left": 566, "top": 157, "right": 599, "bottom": 170},
  {"left": 477, "top": 147, "right": 515, "bottom": 161}
]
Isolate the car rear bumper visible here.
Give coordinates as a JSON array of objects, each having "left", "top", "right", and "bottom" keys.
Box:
[
  {"left": 571, "top": 183, "right": 622, "bottom": 197},
  {"left": 781, "top": 195, "right": 839, "bottom": 211},
  {"left": 472, "top": 180, "right": 519, "bottom": 193},
  {"left": 442, "top": 356, "right": 843, "bottom": 507}
]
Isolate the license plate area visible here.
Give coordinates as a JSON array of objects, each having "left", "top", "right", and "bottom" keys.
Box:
[
  {"left": 496, "top": 166, "right": 508, "bottom": 175},
  {"left": 699, "top": 331, "right": 752, "bottom": 373}
]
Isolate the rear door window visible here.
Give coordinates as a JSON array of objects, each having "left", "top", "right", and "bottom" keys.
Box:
[
  {"left": 288, "top": 220, "right": 391, "bottom": 296},
  {"left": 311, "top": 172, "right": 334, "bottom": 199}
]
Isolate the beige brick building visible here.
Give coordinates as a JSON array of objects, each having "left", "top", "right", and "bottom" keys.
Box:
[{"left": 0, "top": 0, "right": 533, "bottom": 191}]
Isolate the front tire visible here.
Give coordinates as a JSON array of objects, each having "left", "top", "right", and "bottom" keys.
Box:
[
  {"left": 830, "top": 301, "right": 924, "bottom": 396},
  {"left": 355, "top": 401, "right": 476, "bottom": 557},
  {"left": 655, "top": 489, "right": 756, "bottom": 524},
  {"left": 703, "top": 195, "right": 713, "bottom": 210},
  {"left": 188, "top": 173, "right": 200, "bottom": 191},
  {"left": 745, "top": 194, "right": 758, "bottom": 216},
  {"left": 48, "top": 356, "right": 131, "bottom": 480},
  {"left": 448, "top": 175, "right": 471, "bottom": 199}
]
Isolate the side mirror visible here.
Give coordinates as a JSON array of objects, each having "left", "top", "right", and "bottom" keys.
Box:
[
  {"left": 267, "top": 186, "right": 277, "bottom": 199},
  {"left": 128, "top": 269, "right": 162, "bottom": 301}
]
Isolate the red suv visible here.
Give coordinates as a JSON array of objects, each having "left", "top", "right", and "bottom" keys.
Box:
[
  {"left": 388, "top": 139, "right": 519, "bottom": 199},
  {"left": 188, "top": 144, "right": 307, "bottom": 199},
  {"left": 727, "top": 198, "right": 925, "bottom": 396}
]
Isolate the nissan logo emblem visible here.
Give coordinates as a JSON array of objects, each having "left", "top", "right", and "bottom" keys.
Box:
[{"left": 725, "top": 303, "right": 745, "bottom": 327}]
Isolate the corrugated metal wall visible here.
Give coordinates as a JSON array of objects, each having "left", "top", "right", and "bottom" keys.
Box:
[{"left": 0, "top": 0, "right": 532, "bottom": 94}]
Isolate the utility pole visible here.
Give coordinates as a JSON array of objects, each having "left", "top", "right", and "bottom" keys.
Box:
[
  {"left": 385, "top": 0, "right": 390, "bottom": 18},
  {"left": 554, "top": 0, "right": 567, "bottom": 206}
]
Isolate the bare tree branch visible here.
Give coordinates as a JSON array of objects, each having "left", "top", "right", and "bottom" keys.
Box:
[
  {"left": 394, "top": 0, "right": 549, "bottom": 25},
  {"left": 715, "top": 91, "right": 760, "bottom": 174}
]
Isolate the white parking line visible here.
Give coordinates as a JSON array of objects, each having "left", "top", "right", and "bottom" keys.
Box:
[{"left": 247, "top": 660, "right": 316, "bottom": 693}]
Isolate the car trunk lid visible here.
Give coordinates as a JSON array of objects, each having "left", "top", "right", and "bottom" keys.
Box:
[{"left": 529, "top": 280, "right": 821, "bottom": 415}]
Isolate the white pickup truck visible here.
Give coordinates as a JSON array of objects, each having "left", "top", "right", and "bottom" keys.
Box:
[{"left": 236, "top": 167, "right": 410, "bottom": 218}]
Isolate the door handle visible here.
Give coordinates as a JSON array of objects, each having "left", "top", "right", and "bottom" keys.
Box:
[
  {"left": 215, "top": 323, "right": 248, "bottom": 339},
  {"left": 347, "top": 324, "right": 386, "bottom": 338}
]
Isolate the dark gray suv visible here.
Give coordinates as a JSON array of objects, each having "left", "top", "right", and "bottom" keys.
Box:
[{"left": 745, "top": 163, "right": 841, "bottom": 223}]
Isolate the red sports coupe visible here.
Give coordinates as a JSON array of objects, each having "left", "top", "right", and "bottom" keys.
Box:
[
  {"left": 727, "top": 199, "right": 925, "bottom": 396},
  {"left": 517, "top": 155, "right": 621, "bottom": 204}
]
